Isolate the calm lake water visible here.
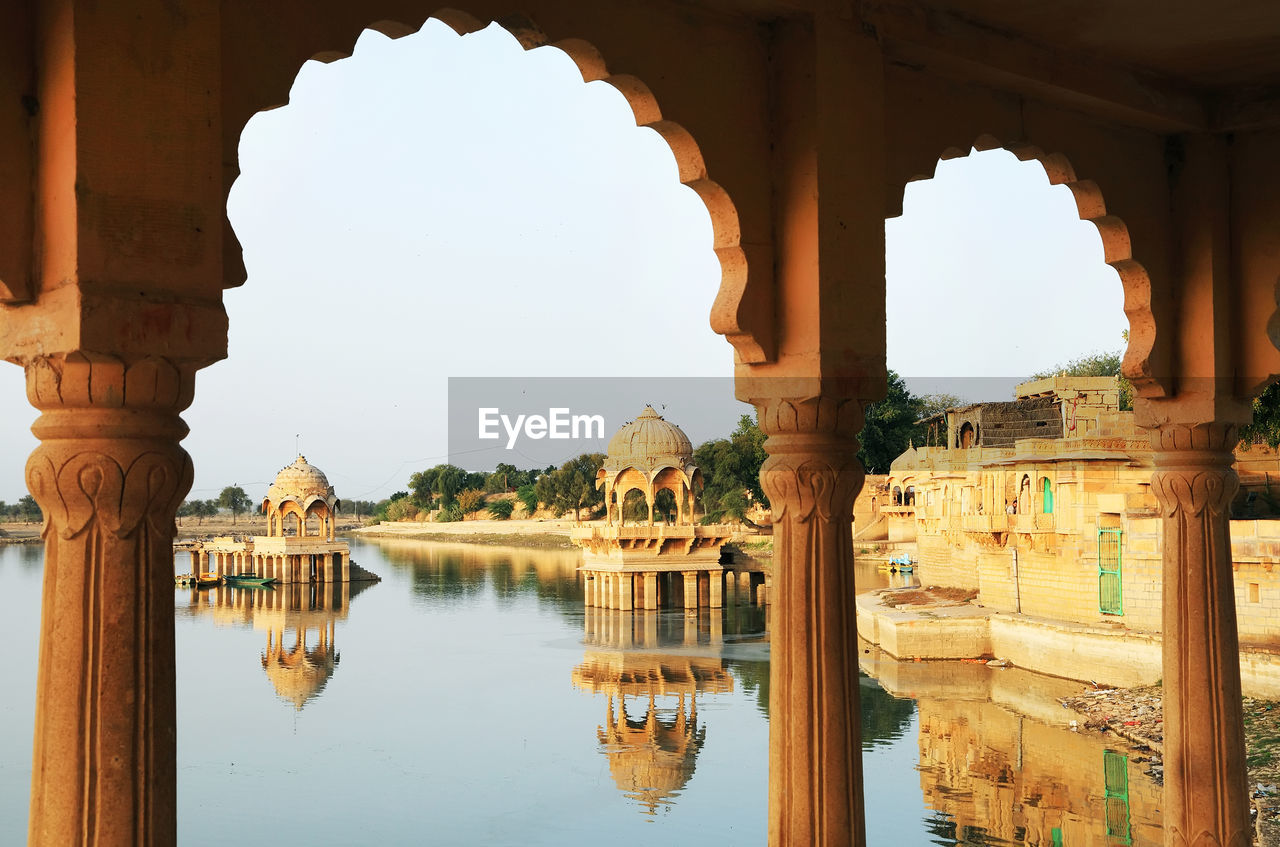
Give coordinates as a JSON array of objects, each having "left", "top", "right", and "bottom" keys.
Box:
[{"left": 0, "top": 539, "right": 1162, "bottom": 845}]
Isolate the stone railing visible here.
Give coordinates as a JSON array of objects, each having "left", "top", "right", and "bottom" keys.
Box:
[{"left": 960, "top": 514, "right": 1009, "bottom": 532}]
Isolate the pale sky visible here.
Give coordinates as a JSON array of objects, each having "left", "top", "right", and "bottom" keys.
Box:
[{"left": 0, "top": 21, "right": 1125, "bottom": 504}]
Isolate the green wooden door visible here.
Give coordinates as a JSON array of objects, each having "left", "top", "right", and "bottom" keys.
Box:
[
  {"left": 1043, "top": 477, "right": 1054, "bottom": 514},
  {"left": 1098, "top": 527, "right": 1123, "bottom": 615}
]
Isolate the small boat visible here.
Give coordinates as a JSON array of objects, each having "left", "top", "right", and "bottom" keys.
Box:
[
  {"left": 223, "top": 573, "right": 277, "bottom": 587},
  {"left": 196, "top": 572, "right": 221, "bottom": 587},
  {"left": 886, "top": 553, "right": 915, "bottom": 573},
  {"left": 174, "top": 573, "right": 194, "bottom": 586}
]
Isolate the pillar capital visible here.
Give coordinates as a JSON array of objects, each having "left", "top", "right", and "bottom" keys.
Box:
[
  {"left": 755, "top": 394, "right": 865, "bottom": 525},
  {"left": 1148, "top": 422, "right": 1239, "bottom": 518},
  {"left": 24, "top": 353, "right": 196, "bottom": 542}
]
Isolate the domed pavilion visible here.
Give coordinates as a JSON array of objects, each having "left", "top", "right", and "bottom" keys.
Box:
[
  {"left": 600, "top": 406, "right": 701, "bottom": 526},
  {"left": 263, "top": 455, "right": 341, "bottom": 541},
  {"left": 571, "top": 407, "right": 733, "bottom": 612},
  {"left": 185, "top": 455, "right": 352, "bottom": 585}
]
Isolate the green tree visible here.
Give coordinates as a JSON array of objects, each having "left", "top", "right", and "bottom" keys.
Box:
[
  {"left": 218, "top": 485, "right": 251, "bottom": 524},
  {"left": 857, "top": 371, "right": 925, "bottom": 474},
  {"left": 195, "top": 499, "right": 219, "bottom": 525},
  {"left": 694, "top": 413, "right": 769, "bottom": 523},
  {"left": 534, "top": 472, "right": 558, "bottom": 515},
  {"left": 18, "top": 494, "right": 41, "bottom": 523},
  {"left": 539, "top": 453, "right": 605, "bottom": 520},
  {"left": 409, "top": 465, "right": 469, "bottom": 509},
  {"left": 484, "top": 463, "right": 532, "bottom": 493},
  {"left": 919, "top": 393, "right": 965, "bottom": 418},
  {"left": 1240, "top": 381, "right": 1280, "bottom": 449},
  {"left": 486, "top": 499, "right": 514, "bottom": 520},
  {"left": 515, "top": 483, "right": 539, "bottom": 516}
]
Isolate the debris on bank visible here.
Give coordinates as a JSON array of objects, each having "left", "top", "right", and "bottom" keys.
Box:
[{"left": 1061, "top": 685, "right": 1280, "bottom": 845}]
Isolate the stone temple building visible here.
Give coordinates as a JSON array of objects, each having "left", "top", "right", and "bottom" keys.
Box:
[
  {"left": 572, "top": 407, "right": 733, "bottom": 611},
  {"left": 872, "top": 376, "right": 1280, "bottom": 692},
  {"left": 186, "top": 456, "right": 352, "bottom": 584},
  {"left": 5, "top": 5, "right": 1280, "bottom": 844}
]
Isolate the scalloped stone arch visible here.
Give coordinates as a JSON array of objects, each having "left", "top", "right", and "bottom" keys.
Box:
[
  {"left": 224, "top": 7, "right": 747, "bottom": 355},
  {"left": 900, "top": 134, "right": 1164, "bottom": 400}
]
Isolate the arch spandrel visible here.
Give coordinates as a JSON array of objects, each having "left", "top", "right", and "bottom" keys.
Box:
[{"left": 220, "top": 3, "right": 776, "bottom": 362}]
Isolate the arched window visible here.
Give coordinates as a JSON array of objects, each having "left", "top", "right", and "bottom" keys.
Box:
[
  {"left": 958, "top": 422, "right": 975, "bottom": 449},
  {"left": 1041, "top": 476, "right": 1054, "bottom": 514}
]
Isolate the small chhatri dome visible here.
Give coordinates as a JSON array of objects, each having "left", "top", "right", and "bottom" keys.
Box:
[
  {"left": 605, "top": 406, "right": 694, "bottom": 471},
  {"left": 266, "top": 455, "right": 336, "bottom": 507}
]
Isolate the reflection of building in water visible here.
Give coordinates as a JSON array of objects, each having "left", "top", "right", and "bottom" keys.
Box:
[
  {"left": 571, "top": 407, "right": 740, "bottom": 611},
  {"left": 178, "top": 579, "right": 369, "bottom": 710},
  {"left": 261, "top": 623, "right": 338, "bottom": 711},
  {"left": 860, "top": 643, "right": 1161, "bottom": 845},
  {"left": 573, "top": 607, "right": 735, "bottom": 815},
  {"left": 184, "top": 456, "right": 352, "bottom": 583}
]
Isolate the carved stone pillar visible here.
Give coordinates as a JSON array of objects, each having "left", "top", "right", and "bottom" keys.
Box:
[
  {"left": 758, "top": 396, "right": 865, "bottom": 847},
  {"left": 1149, "top": 423, "right": 1250, "bottom": 847},
  {"left": 24, "top": 354, "right": 195, "bottom": 846}
]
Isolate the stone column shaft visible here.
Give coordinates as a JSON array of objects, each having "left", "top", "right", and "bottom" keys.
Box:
[
  {"left": 24, "top": 355, "right": 194, "bottom": 846},
  {"left": 757, "top": 396, "right": 866, "bottom": 847},
  {"left": 619, "top": 573, "right": 634, "bottom": 612},
  {"left": 1150, "top": 423, "right": 1251, "bottom": 847},
  {"left": 644, "top": 573, "right": 658, "bottom": 610}
]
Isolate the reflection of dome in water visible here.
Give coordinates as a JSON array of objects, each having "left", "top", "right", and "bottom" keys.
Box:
[
  {"left": 265, "top": 455, "right": 339, "bottom": 509},
  {"left": 261, "top": 639, "right": 339, "bottom": 711},
  {"left": 600, "top": 696, "right": 705, "bottom": 815},
  {"left": 604, "top": 407, "right": 694, "bottom": 472}
]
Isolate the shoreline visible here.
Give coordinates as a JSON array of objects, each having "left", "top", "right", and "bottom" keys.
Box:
[
  {"left": 349, "top": 518, "right": 774, "bottom": 554},
  {"left": 0, "top": 525, "right": 41, "bottom": 545},
  {"left": 350, "top": 518, "right": 578, "bottom": 549}
]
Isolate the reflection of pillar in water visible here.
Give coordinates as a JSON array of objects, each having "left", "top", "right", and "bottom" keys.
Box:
[
  {"left": 643, "top": 612, "right": 658, "bottom": 647},
  {"left": 684, "top": 613, "right": 698, "bottom": 646},
  {"left": 710, "top": 610, "right": 723, "bottom": 644},
  {"left": 618, "top": 612, "right": 633, "bottom": 649}
]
